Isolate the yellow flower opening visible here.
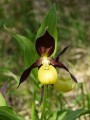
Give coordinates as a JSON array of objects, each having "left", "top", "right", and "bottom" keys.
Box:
[
  {"left": 38, "top": 57, "right": 58, "bottom": 84},
  {"left": 54, "top": 78, "right": 76, "bottom": 92}
]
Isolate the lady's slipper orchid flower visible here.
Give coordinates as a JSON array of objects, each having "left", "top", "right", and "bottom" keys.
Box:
[{"left": 18, "top": 30, "right": 77, "bottom": 87}]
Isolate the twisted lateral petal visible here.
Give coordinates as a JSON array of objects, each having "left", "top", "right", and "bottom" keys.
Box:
[
  {"left": 55, "top": 45, "right": 69, "bottom": 61},
  {"left": 18, "top": 59, "right": 42, "bottom": 87},
  {"left": 50, "top": 59, "right": 77, "bottom": 83},
  {"left": 36, "top": 30, "right": 55, "bottom": 57}
]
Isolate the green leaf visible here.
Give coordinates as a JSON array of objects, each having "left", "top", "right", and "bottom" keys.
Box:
[
  {"left": 48, "top": 109, "right": 90, "bottom": 120},
  {"left": 31, "top": 103, "right": 39, "bottom": 120},
  {"left": 5, "top": 27, "right": 39, "bottom": 87},
  {"left": 0, "top": 93, "right": 7, "bottom": 106},
  {"left": 0, "top": 67, "right": 19, "bottom": 84},
  {"left": 87, "top": 93, "right": 90, "bottom": 109},
  {"left": 0, "top": 106, "right": 24, "bottom": 120},
  {"left": 36, "top": 4, "right": 57, "bottom": 56}
]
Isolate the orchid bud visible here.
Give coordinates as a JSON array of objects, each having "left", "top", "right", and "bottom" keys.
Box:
[{"left": 54, "top": 78, "right": 76, "bottom": 92}]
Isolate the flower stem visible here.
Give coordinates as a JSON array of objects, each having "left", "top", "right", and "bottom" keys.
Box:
[
  {"left": 31, "top": 91, "right": 36, "bottom": 120},
  {"left": 41, "top": 85, "right": 47, "bottom": 120}
]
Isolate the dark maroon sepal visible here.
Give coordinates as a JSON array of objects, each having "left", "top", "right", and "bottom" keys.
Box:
[
  {"left": 50, "top": 59, "right": 78, "bottom": 83},
  {"left": 18, "top": 59, "right": 42, "bottom": 87},
  {"left": 35, "top": 30, "right": 55, "bottom": 57},
  {"left": 55, "top": 45, "right": 69, "bottom": 61}
]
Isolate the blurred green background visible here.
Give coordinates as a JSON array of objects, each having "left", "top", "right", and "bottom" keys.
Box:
[{"left": 0, "top": 0, "right": 90, "bottom": 120}]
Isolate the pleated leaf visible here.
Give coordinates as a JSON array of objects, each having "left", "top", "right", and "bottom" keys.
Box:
[
  {"left": 0, "top": 106, "right": 24, "bottom": 120},
  {"left": 48, "top": 109, "right": 90, "bottom": 120}
]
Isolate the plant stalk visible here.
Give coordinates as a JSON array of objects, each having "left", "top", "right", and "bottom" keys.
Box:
[{"left": 41, "top": 85, "right": 47, "bottom": 120}]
